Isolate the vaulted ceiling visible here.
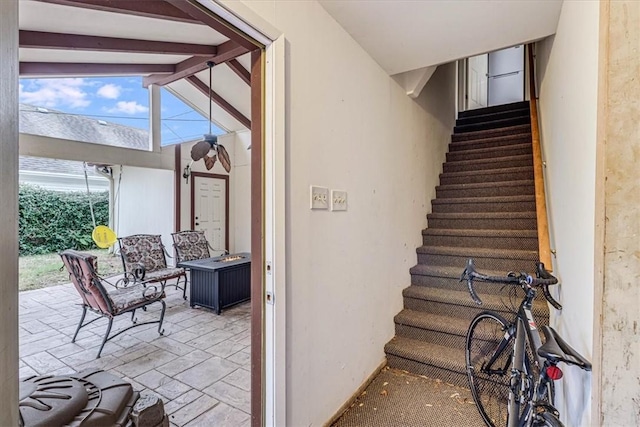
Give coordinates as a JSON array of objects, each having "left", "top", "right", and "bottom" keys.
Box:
[
  {"left": 318, "top": 0, "right": 564, "bottom": 76},
  {"left": 18, "top": 0, "right": 256, "bottom": 133}
]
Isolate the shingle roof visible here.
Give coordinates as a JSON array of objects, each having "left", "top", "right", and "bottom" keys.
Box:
[
  {"left": 19, "top": 103, "right": 149, "bottom": 150},
  {"left": 19, "top": 103, "right": 150, "bottom": 175}
]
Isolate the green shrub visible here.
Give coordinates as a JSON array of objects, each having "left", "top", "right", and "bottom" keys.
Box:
[{"left": 19, "top": 184, "right": 109, "bottom": 255}]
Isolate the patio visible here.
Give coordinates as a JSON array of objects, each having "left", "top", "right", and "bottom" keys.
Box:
[{"left": 19, "top": 278, "right": 251, "bottom": 426}]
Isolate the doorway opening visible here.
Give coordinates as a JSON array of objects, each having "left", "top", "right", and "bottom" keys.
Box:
[{"left": 462, "top": 45, "right": 525, "bottom": 111}]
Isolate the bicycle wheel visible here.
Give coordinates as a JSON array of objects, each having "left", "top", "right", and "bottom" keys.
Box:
[{"left": 466, "top": 312, "right": 515, "bottom": 427}]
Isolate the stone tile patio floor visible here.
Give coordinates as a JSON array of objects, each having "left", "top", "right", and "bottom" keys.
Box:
[{"left": 19, "top": 278, "right": 251, "bottom": 426}]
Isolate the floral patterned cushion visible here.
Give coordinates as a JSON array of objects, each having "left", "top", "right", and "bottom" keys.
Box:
[
  {"left": 107, "top": 283, "right": 164, "bottom": 315},
  {"left": 172, "top": 231, "right": 211, "bottom": 263},
  {"left": 118, "top": 234, "right": 169, "bottom": 273}
]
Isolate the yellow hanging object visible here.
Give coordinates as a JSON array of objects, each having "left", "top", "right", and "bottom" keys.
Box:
[{"left": 92, "top": 225, "right": 117, "bottom": 249}]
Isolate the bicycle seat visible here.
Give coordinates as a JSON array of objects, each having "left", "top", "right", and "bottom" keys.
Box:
[{"left": 538, "top": 326, "right": 592, "bottom": 371}]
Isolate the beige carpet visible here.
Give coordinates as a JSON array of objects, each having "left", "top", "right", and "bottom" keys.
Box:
[{"left": 332, "top": 367, "right": 485, "bottom": 427}]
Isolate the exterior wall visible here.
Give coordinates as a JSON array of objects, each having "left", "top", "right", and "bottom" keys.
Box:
[
  {"left": 238, "top": 2, "right": 456, "bottom": 425},
  {"left": 0, "top": 0, "right": 19, "bottom": 423},
  {"left": 594, "top": 1, "right": 640, "bottom": 425},
  {"left": 113, "top": 166, "right": 175, "bottom": 263},
  {"left": 178, "top": 132, "right": 251, "bottom": 254},
  {"left": 535, "top": 1, "right": 599, "bottom": 425},
  {"left": 19, "top": 171, "right": 109, "bottom": 192}
]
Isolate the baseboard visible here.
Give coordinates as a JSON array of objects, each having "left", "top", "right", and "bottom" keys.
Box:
[{"left": 323, "top": 358, "right": 387, "bottom": 427}]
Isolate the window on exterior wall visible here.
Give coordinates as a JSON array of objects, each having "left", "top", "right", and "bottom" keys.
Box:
[
  {"left": 19, "top": 76, "right": 151, "bottom": 151},
  {"left": 160, "top": 87, "right": 224, "bottom": 147}
]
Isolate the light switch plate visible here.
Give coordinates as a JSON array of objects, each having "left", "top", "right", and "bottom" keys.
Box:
[
  {"left": 331, "top": 190, "right": 347, "bottom": 211},
  {"left": 310, "top": 186, "right": 329, "bottom": 209}
]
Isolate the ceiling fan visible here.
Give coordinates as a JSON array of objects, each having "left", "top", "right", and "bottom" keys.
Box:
[{"left": 190, "top": 61, "right": 231, "bottom": 172}]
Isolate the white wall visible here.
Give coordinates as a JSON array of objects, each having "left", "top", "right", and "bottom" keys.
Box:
[
  {"left": 535, "top": 1, "right": 599, "bottom": 425},
  {"left": 113, "top": 165, "right": 175, "bottom": 263},
  {"left": 178, "top": 132, "right": 251, "bottom": 253},
  {"left": 236, "top": 2, "right": 456, "bottom": 425}
]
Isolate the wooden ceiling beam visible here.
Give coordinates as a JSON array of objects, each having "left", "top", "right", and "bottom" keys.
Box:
[
  {"left": 20, "top": 62, "right": 174, "bottom": 77},
  {"left": 164, "top": 0, "right": 257, "bottom": 50},
  {"left": 186, "top": 75, "right": 250, "bottom": 129},
  {"left": 19, "top": 30, "right": 217, "bottom": 56},
  {"left": 33, "top": 0, "right": 201, "bottom": 24},
  {"left": 142, "top": 40, "right": 247, "bottom": 87},
  {"left": 226, "top": 59, "right": 250, "bottom": 85}
]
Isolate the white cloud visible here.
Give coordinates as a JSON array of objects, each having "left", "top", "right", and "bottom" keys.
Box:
[
  {"left": 108, "top": 101, "right": 148, "bottom": 115},
  {"left": 19, "top": 78, "right": 91, "bottom": 108},
  {"left": 97, "top": 83, "right": 121, "bottom": 99}
]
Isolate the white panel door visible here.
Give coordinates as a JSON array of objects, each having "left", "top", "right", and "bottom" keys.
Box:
[
  {"left": 467, "top": 54, "right": 488, "bottom": 110},
  {"left": 488, "top": 45, "right": 524, "bottom": 106},
  {"left": 194, "top": 176, "right": 227, "bottom": 255}
]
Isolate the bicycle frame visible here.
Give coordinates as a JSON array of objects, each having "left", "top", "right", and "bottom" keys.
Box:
[{"left": 481, "top": 285, "right": 553, "bottom": 427}]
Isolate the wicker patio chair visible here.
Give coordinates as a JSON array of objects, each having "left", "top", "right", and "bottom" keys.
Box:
[
  {"left": 60, "top": 249, "right": 166, "bottom": 359},
  {"left": 118, "top": 234, "right": 187, "bottom": 299}
]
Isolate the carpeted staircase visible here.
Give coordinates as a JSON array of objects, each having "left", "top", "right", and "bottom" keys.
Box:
[{"left": 384, "top": 101, "right": 549, "bottom": 388}]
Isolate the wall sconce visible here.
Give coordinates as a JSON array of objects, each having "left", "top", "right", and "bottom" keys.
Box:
[{"left": 183, "top": 160, "right": 193, "bottom": 184}]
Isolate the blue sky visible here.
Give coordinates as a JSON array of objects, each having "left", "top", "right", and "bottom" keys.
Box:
[{"left": 18, "top": 76, "right": 223, "bottom": 146}]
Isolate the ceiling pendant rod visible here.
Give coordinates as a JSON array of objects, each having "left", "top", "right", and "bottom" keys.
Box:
[{"left": 207, "top": 61, "right": 213, "bottom": 134}]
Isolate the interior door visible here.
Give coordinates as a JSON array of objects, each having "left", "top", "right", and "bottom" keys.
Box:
[
  {"left": 193, "top": 175, "right": 227, "bottom": 255},
  {"left": 488, "top": 45, "right": 524, "bottom": 106},
  {"left": 467, "top": 54, "right": 488, "bottom": 110}
]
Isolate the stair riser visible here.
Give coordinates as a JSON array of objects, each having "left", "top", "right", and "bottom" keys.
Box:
[
  {"left": 439, "top": 169, "right": 534, "bottom": 185},
  {"left": 454, "top": 116, "right": 530, "bottom": 134},
  {"left": 436, "top": 184, "right": 535, "bottom": 199},
  {"left": 385, "top": 355, "right": 468, "bottom": 389},
  {"left": 446, "top": 145, "right": 532, "bottom": 162},
  {"left": 443, "top": 157, "right": 532, "bottom": 173},
  {"left": 427, "top": 216, "right": 537, "bottom": 230},
  {"left": 431, "top": 201, "right": 536, "bottom": 214},
  {"left": 450, "top": 135, "right": 532, "bottom": 152},
  {"left": 422, "top": 234, "right": 538, "bottom": 250},
  {"left": 409, "top": 274, "right": 515, "bottom": 295},
  {"left": 458, "top": 102, "right": 529, "bottom": 119},
  {"left": 456, "top": 109, "right": 530, "bottom": 127},
  {"left": 395, "top": 324, "right": 467, "bottom": 349},
  {"left": 416, "top": 252, "right": 537, "bottom": 271},
  {"left": 452, "top": 126, "right": 531, "bottom": 142}
]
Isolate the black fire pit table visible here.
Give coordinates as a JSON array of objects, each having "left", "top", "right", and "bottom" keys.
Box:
[{"left": 178, "top": 252, "right": 251, "bottom": 314}]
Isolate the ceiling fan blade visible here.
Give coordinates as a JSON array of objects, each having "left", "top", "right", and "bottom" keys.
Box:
[
  {"left": 204, "top": 154, "right": 217, "bottom": 170},
  {"left": 217, "top": 144, "right": 231, "bottom": 173},
  {"left": 190, "top": 140, "right": 211, "bottom": 161}
]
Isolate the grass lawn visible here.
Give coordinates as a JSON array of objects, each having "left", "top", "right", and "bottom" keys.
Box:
[{"left": 19, "top": 249, "right": 123, "bottom": 292}]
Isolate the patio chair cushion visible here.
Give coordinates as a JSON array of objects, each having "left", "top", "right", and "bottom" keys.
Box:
[
  {"left": 108, "top": 283, "right": 165, "bottom": 315},
  {"left": 119, "top": 234, "right": 169, "bottom": 273},
  {"left": 172, "top": 230, "right": 211, "bottom": 263},
  {"left": 60, "top": 249, "right": 112, "bottom": 314},
  {"left": 142, "top": 267, "right": 186, "bottom": 283}
]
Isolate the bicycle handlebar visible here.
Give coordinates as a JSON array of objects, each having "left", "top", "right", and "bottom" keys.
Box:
[{"left": 460, "top": 258, "right": 562, "bottom": 309}]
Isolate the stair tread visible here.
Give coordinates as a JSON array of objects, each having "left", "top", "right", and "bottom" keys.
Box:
[
  {"left": 448, "top": 142, "right": 532, "bottom": 157},
  {"left": 455, "top": 117, "right": 530, "bottom": 133},
  {"left": 436, "top": 179, "right": 534, "bottom": 191},
  {"left": 427, "top": 211, "right": 536, "bottom": 219},
  {"left": 458, "top": 102, "right": 530, "bottom": 119},
  {"left": 431, "top": 195, "right": 534, "bottom": 205},
  {"left": 445, "top": 154, "right": 532, "bottom": 167},
  {"left": 421, "top": 228, "right": 537, "bottom": 237},
  {"left": 440, "top": 166, "right": 532, "bottom": 178},
  {"left": 395, "top": 309, "right": 470, "bottom": 337},
  {"left": 416, "top": 245, "right": 538, "bottom": 259},
  {"left": 451, "top": 130, "right": 531, "bottom": 145},
  {"left": 402, "top": 285, "right": 549, "bottom": 317},
  {"left": 456, "top": 108, "right": 530, "bottom": 125},
  {"left": 453, "top": 123, "right": 531, "bottom": 137},
  {"left": 410, "top": 263, "right": 514, "bottom": 278},
  {"left": 385, "top": 336, "right": 466, "bottom": 371}
]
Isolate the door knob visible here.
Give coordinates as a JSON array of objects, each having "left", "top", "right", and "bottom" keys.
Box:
[{"left": 196, "top": 222, "right": 200, "bottom": 226}]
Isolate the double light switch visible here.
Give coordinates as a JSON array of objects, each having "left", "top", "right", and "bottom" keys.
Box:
[{"left": 310, "top": 186, "right": 347, "bottom": 211}]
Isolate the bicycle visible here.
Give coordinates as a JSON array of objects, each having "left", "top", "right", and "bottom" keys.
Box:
[{"left": 460, "top": 258, "right": 592, "bottom": 427}]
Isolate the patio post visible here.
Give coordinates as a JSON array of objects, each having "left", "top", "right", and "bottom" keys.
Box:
[{"left": 0, "top": 0, "right": 20, "bottom": 423}]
